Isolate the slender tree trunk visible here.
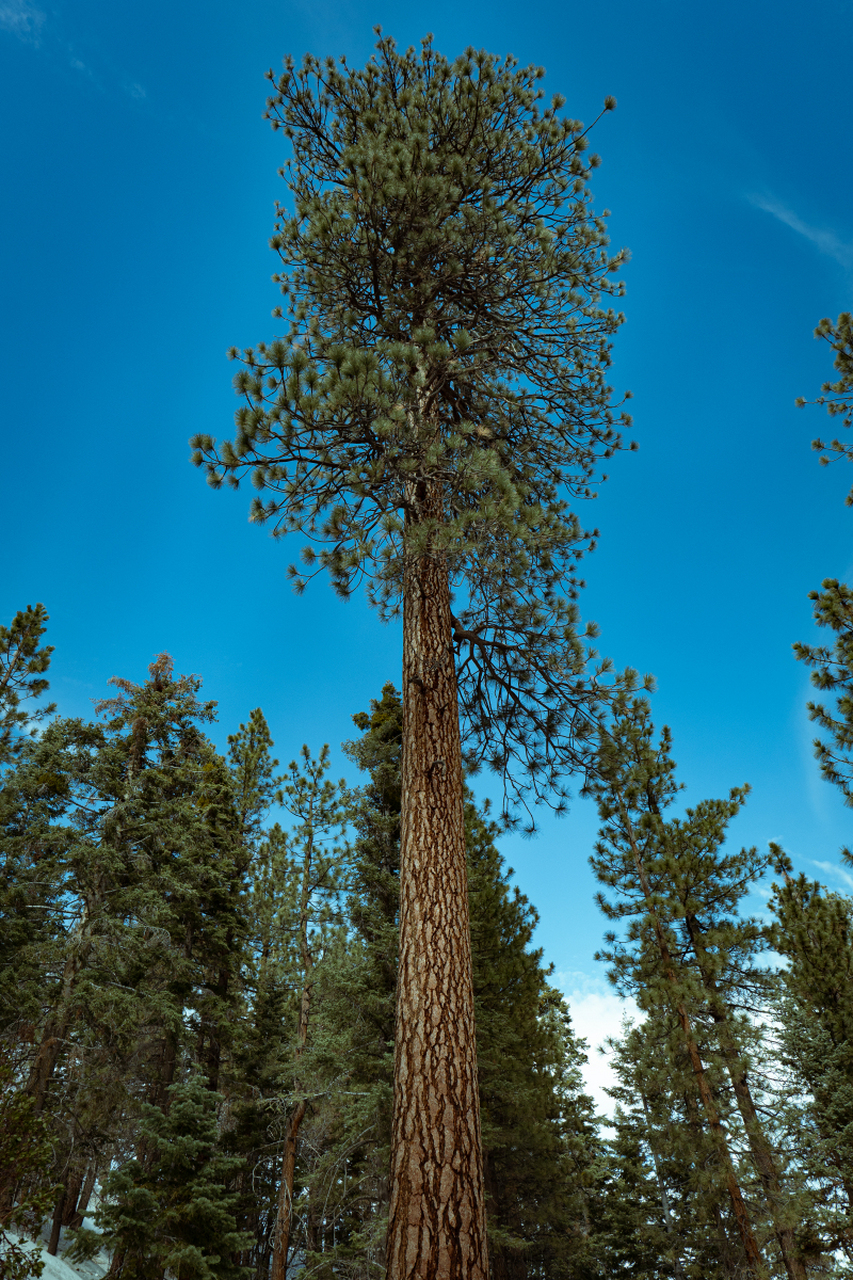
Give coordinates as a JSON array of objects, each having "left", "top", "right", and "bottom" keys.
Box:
[
  {"left": 67, "top": 1161, "right": 98, "bottom": 1230},
  {"left": 637, "top": 1087, "right": 687, "bottom": 1280},
  {"left": 47, "top": 1185, "right": 66, "bottom": 1255},
  {"left": 270, "top": 829, "right": 316, "bottom": 1280},
  {"left": 386, "top": 486, "right": 489, "bottom": 1280},
  {"left": 270, "top": 1098, "right": 308, "bottom": 1280},
  {"left": 616, "top": 800, "right": 766, "bottom": 1278},
  {"left": 685, "top": 917, "right": 809, "bottom": 1280}
]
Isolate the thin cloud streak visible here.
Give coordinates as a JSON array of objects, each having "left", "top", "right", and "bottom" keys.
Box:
[
  {"left": 750, "top": 192, "right": 853, "bottom": 270},
  {"left": 2, "top": 4, "right": 146, "bottom": 102},
  {"left": 810, "top": 858, "right": 853, "bottom": 891},
  {"left": 0, "top": 0, "right": 45, "bottom": 44}
]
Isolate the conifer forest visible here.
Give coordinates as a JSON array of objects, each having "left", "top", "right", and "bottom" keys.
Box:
[{"left": 3, "top": 26, "right": 853, "bottom": 1280}]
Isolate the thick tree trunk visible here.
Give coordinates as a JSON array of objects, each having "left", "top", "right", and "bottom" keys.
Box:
[{"left": 386, "top": 492, "right": 489, "bottom": 1280}]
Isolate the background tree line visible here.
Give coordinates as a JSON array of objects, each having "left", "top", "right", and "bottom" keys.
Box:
[{"left": 3, "top": 503, "right": 853, "bottom": 1280}]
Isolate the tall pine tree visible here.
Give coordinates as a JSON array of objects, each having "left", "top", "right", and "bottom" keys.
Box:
[
  {"left": 588, "top": 696, "right": 809, "bottom": 1279},
  {"left": 192, "top": 36, "right": 633, "bottom": 1277}
]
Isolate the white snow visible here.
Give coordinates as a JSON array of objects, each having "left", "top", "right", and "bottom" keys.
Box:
[{"left": 1, "top": 1225, "right": 110, "bottom": 1280}]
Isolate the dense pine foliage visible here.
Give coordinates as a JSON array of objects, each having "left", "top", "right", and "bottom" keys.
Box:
[{"left": 2, "top": 606, "right": 853, "bottom": 1279}]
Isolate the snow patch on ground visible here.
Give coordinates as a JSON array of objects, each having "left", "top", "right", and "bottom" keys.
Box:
[{"left": 2, "top": 1219, "right": 110, "bottom": 1280}]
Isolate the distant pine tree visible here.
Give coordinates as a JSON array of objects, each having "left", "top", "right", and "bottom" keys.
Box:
[
  {"left": 587, "top": 694, "right": 809, "bottom": 1280},
  {"left": 793, "top": 578, "right": 853, "bottom": 830},
  {"left": 770, "top": 854, "right": 853, "bottom": 1266},
  {"left": 0, "top": 655, "right": 251, "bottom": 1262}
]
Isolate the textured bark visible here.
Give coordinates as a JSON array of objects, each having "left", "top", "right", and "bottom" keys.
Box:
[{"left": 386, "top": 486, "right": 489, "bottom": 1280}]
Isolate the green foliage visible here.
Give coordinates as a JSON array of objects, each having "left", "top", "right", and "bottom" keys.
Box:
[
  {"left": 770, "top": 857, "right": 853, "bottom": 1263},
  {"left": 0, "top": 603, "right": 54, "bottom": 769},
  {"left": 793, "top": 578, "right": 853, "bottom": 827},
  {"left": 600, "top": 1021, "right": 740, "bottom": 1280},
  {"left": 62, "top": 1226, "right": 103, "bottom": 1264},
  {"left": 0, "top": 1055, "right": 55, "bottom": 1280},
  {"left": 98, "top": 1075, "right": 252, "bottom": 1280},
  {"left": 227, "top": 708, "right": 282, "bottom": 849},
  {"left": 296, "top": 685, "right": 602, "bottom": 1277},
  {"left": 797, "top": 312, "right": 853, "bottom": 500},
  {"left": 588, "top": 695, "right": 770, "bottom": 1021},
  {"left": 586, "top": 696, "right": 812, "bottom": 1275},
  {"left": 191, "top": 32, "right": 638, "bottom": 814}
]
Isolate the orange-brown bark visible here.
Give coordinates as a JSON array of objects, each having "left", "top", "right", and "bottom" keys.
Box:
[{"left": 386, "top": 489, "right": 489, "bottom": 1280}]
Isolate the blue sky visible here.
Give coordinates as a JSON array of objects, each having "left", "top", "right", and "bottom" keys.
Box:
[{"left": 2, "top": 0, "right": 852, "bottom": 1097}]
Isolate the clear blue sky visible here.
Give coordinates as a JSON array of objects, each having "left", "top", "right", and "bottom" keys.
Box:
[{"left": 3, "top": 0, "right": 852, "bottom": 1080}]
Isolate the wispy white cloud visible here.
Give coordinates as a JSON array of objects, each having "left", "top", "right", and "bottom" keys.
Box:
[
  {"left": 0, "top": 0, "right": 45, "bottom": 45},
  {"left": 2, "top": 3, "right": 146, "bottom": 104},
  {"left": 809, "top": 858, "right": 853, "bottom": 891},
  {"left": 749, "top": 192, "right": 853, "bottom": 270},
  {"left": 555, "top": 970, "right": 645, "bottom": 1116}
]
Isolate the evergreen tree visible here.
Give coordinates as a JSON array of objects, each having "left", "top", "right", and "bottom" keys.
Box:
[
  {"left": 587, "top": 696, "right": 809, "bottom": 1279},
  {"left": 600, "top": 1020, "right": 713, "bottom": 1279},
  {"left": 0, "top": 655, "right": 252, "bottom": 1264},
  {"left": 0, "top": 603, "right": 54, "bottom": 769},
  {"left": 268, "top": 746, "right": 350, "bottom": 1280},
  {"left": 222, "top": 708, "right": 290, "bottom": 1280},
  {"left": 228, "top": 708, "right": 282, "bottom": 851},
  {"left": 794, "top": 313, "right": 853, "bottom": 817},
  {"left": 87, "top": 655, "right": 249, "bottom": 1119},
  {"left": 192, "top": 35, "right": 633, "bottom": 1277},
  {"left": 797, "top": 312, "right": 853, "bottom": 498},
  {"left": 98, "top": 1074, "right": 252, "bottom": 1280},
  {"left": 599, "top": 1009, "right": 785, "bottom": 1280},
  {"left": 793, "top": 579, "right": 853, "bottom": 822},
  {"left": 302, "top": 686, "right": 602, "bottom": 1280},
  {"left": 770, "top": 855, "right": 853, "bottom": 1264}
]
